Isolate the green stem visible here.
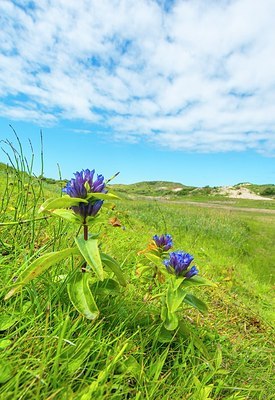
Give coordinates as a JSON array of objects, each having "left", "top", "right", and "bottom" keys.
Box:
[
  {"left": 0, "top": 216, "right": 50, "bottom": 226},
  {"left": 82, "top": 222, "right": 88, "bottom": 272}
]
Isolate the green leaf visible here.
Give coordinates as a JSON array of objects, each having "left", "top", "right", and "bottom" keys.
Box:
[
  {"left": 164, "top": 307, "right": 179, "bottom": 331},
  {"left": 136, "top": 264, "right": 153, "bottom": 277},
  {"left": 100, "top": 252, "right": 127, "bottom": 286},
  {"left": 0, "top": 360, "right": 13, "bottom": 383},
  {"left": 85, "top": 215, "right": 105, "bottom": 226},
  {"left": 177, "top": 319, "right": 192, "bottom": 339},
  {"left": 157, "top": 326, "right": 174, "bottom": 343},
  {"left": 215, "top": 369, "right": 229, "bottom": 375},
  {"left": 0, "top": 339, "right": 12, "bottom": 350},
  {"left": 38, "top": 196, "right": 88, "bottom": 213},
  {"left": 0, "top": 315, "right": 19, "bottom": 331},
  {"left": 119, "top": 355, "right": 142, "bottom": 381},
  {"left": 4, "top": 247, "right": 79, "bottom": 300},
  {"left": 75, "top": 237, "right": 104, "bottom": 281},
  {"left": 161, "top": 298, "right": 178, "bottom": 331},
  {"left": 144, "top": 253, "right": 162, "bottom": 264},
  {"left": 52, "top": 209, "right": 83, "bottom": 223},
  {"left": 173, "top": 276, "right": 186, "bottom": 290},
  {"left": 180, "top": 275, "right": 216, "bottom": 289},
  {"left": 166, "top": 286, "right": 187, "bottom": 313},
  {"left": 91, "top": 278, "right": 121, "bottom": 294},
  {"left": 214, "top": 344, "right": 223, "bottom": 370},
  {"left": 183, "top": 294, "right": 208, "bottom": 314},
  {"left": 162, "top": 285, "right": 188, "bottom": 331},
  {"left": 67, "top": 271, "right": 99, "bottom": 320},
  {"left": 86, "top": 192, "right": 120, "bottom": 201}
]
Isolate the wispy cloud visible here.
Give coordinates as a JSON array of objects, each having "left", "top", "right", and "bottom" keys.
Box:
[{"left": 0, "top": 0, "right": 275, "bottom": 155}]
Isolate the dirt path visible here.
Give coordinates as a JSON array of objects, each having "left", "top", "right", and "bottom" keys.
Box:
[
  {"left": 180, "top": 201, "right": 275, "bottom": 214},
  {"left": 131, "top": 195, "right": 275, "bottom": 214}
]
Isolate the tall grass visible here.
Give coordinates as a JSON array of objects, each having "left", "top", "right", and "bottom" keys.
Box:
[{"left": 0, "top": 135, "right": 274, "bottom": 399}]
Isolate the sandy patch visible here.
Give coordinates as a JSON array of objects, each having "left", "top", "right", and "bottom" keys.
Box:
[{"left": 218, "top": 186, "right": 273, "bottom": 200}]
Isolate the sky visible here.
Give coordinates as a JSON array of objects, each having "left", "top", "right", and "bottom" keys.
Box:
[{"left": 0, "top": 0, "right": 275, "bottom": 186}]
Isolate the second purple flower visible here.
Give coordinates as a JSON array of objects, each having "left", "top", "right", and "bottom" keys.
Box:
[{"left": 153, "top": 234, "right": 173, "bottom": 252}]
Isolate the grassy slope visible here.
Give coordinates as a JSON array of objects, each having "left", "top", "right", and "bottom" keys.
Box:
[
  {"left": 111, "top": 180, "right": 275, "bottom": 211},
  {"left": 111, "top": 180, "right": 275, "bottom": 197},
  {"left": 0, "top": 165, "right": 274, "bottom": 399}
]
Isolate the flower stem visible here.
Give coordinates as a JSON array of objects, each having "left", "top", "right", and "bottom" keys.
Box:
[
  {"left": 84, "top": 223, "right": 88, "bottom": 241},
  {"left": 82, "top": 222, "right": 88, "bottom": 272}
]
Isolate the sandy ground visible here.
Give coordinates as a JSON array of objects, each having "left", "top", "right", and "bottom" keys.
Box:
[
  {"left": 217, "top": 186, "right": 273, "bottom": 200},
  {"left": 158, "top": 185, "right": 273, "bottom": 201}
]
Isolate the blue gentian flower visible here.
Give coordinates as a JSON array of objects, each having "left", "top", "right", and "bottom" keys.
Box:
[
  {"left": 163, "top": 251, "right": 198, "bottom": 278},
  {"left": 63, "top": 169, "right": 105, "bottom": 198},
  {"left": 185, "top": 266, "right": 199, "bottom": 279},
  {"left": 153, "top": 234, "right": 173, "bottom": 251},
  {"left": 63, "top": 169, "right": 106, "bottom": 219}
]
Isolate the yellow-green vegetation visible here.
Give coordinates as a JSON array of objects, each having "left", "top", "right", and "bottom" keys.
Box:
[
  {"left": 112, "top": 180, "right": 275, "bottom": 198},
  {"left": 0, "top": 148, "right": 274, "bottom": 399},
  {"left": 240, "top": 183, "right": 275, "bottom": 198}
]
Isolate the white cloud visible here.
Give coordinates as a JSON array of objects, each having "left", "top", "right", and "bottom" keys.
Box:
[{"left": 0, "top": 0, "right": 275, "bottom": 155}]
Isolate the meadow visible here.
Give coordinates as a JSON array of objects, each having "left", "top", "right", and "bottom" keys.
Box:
[{"left": 0, "top": 139, "right": 274, "bottom": 399}]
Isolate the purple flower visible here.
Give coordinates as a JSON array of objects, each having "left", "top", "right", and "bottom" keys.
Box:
[
  {"left": 71, "top": 200, "right": 103, "bottom": 218},
  {"left": 163, "top": 251, "right": 198, "bottom": 278},
  {"left": 153, "top": 234, "right": 173, "bottom": 251},
  {"left": 185, "top": 266, "right": 199, "bottom": 279},
  {"left": 63, "top": 169, "right": 106, "bottom": 219},
  {"left": 63, "top": 169, "right": 105, "bottom": 198}
]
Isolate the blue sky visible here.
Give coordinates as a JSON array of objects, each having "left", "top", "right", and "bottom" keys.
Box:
[{"left": 0, "top": 0, "right": 274, "bottom": 186}]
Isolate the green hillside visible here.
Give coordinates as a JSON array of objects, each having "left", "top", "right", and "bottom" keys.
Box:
[
  {"left": 0, "top": 157, "right": 274, "bottom": 399},
  {"left": 111, "top": 180, "right": 195, "bottom": 196},
  {"left": 112, "top": 180, "right": 275, "bottom": 198}
]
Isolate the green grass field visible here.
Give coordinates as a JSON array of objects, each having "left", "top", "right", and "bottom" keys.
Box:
[{"left": 0, "top": 146, "right": 274, "bottom": 399}]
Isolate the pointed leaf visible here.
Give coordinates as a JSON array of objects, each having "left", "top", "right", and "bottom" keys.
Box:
[
  {"left": 90, "top": 278, "right": 121, "bottom": 295},
  {"left": 166, "top": 286, "right": 187, "bottom": 314},
  {"left": 86, "top": 215, "right": 105, "bottom": 226},
  {"left": 215, "top": 345, "right": 223, "bottom": 370},
  {"left": 173, "top": 276, "right": 186, "bottom": 290},
  {"left": 183, "top": 294, "right": 208, "bottom": 314},
  {"left": 86, "top": 192, "right": 120, "bottom": 201},
  {"left": 177, "top": 320, "right": 192, "bottom": 339},
  {"left": 180, "top": 275, "right": 216, "bottom": 289},
  {"left": 162, "top": 285, "right": 188, "bottom": 331},
  {"left": 0, "top": 339, "right": 12, "bottom": 350},
  {"left": 0, "top": 315, "right": 19, "bottom": 331},
  {"left": 144, "top": 253, "right": 162, "bottom": 264},
  {"left": 75, "top": 237, "right": 104, "bottom": 281},
  {"left": 39, "top": 196, "right": 87, "bottom": 213},
  {"left": 67, "top": 271, "right": 99, "bottom": 320},
  {"left": 157, "top": 326, "right": 174, "bottom": 343},
  {"left": 100, "top": 252, "right": 127, "bottom": 286},
  {"left": 161, "top": 301, "right": 179, "bottom": 331},
  {"left": 136, "top": 264, "right": 152, "bottom": 277},
  {"left": 4, "top": 247, "right": 79, "bottom": 300},
  {"left": 164, "top": 308, "right": 179, "bottom": 331},
  {"left": 0, "top": 360, "right": 13, "bottom": 383},
  {"left": 52, "top": 209, "right": 83, "bottom": 223}
]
